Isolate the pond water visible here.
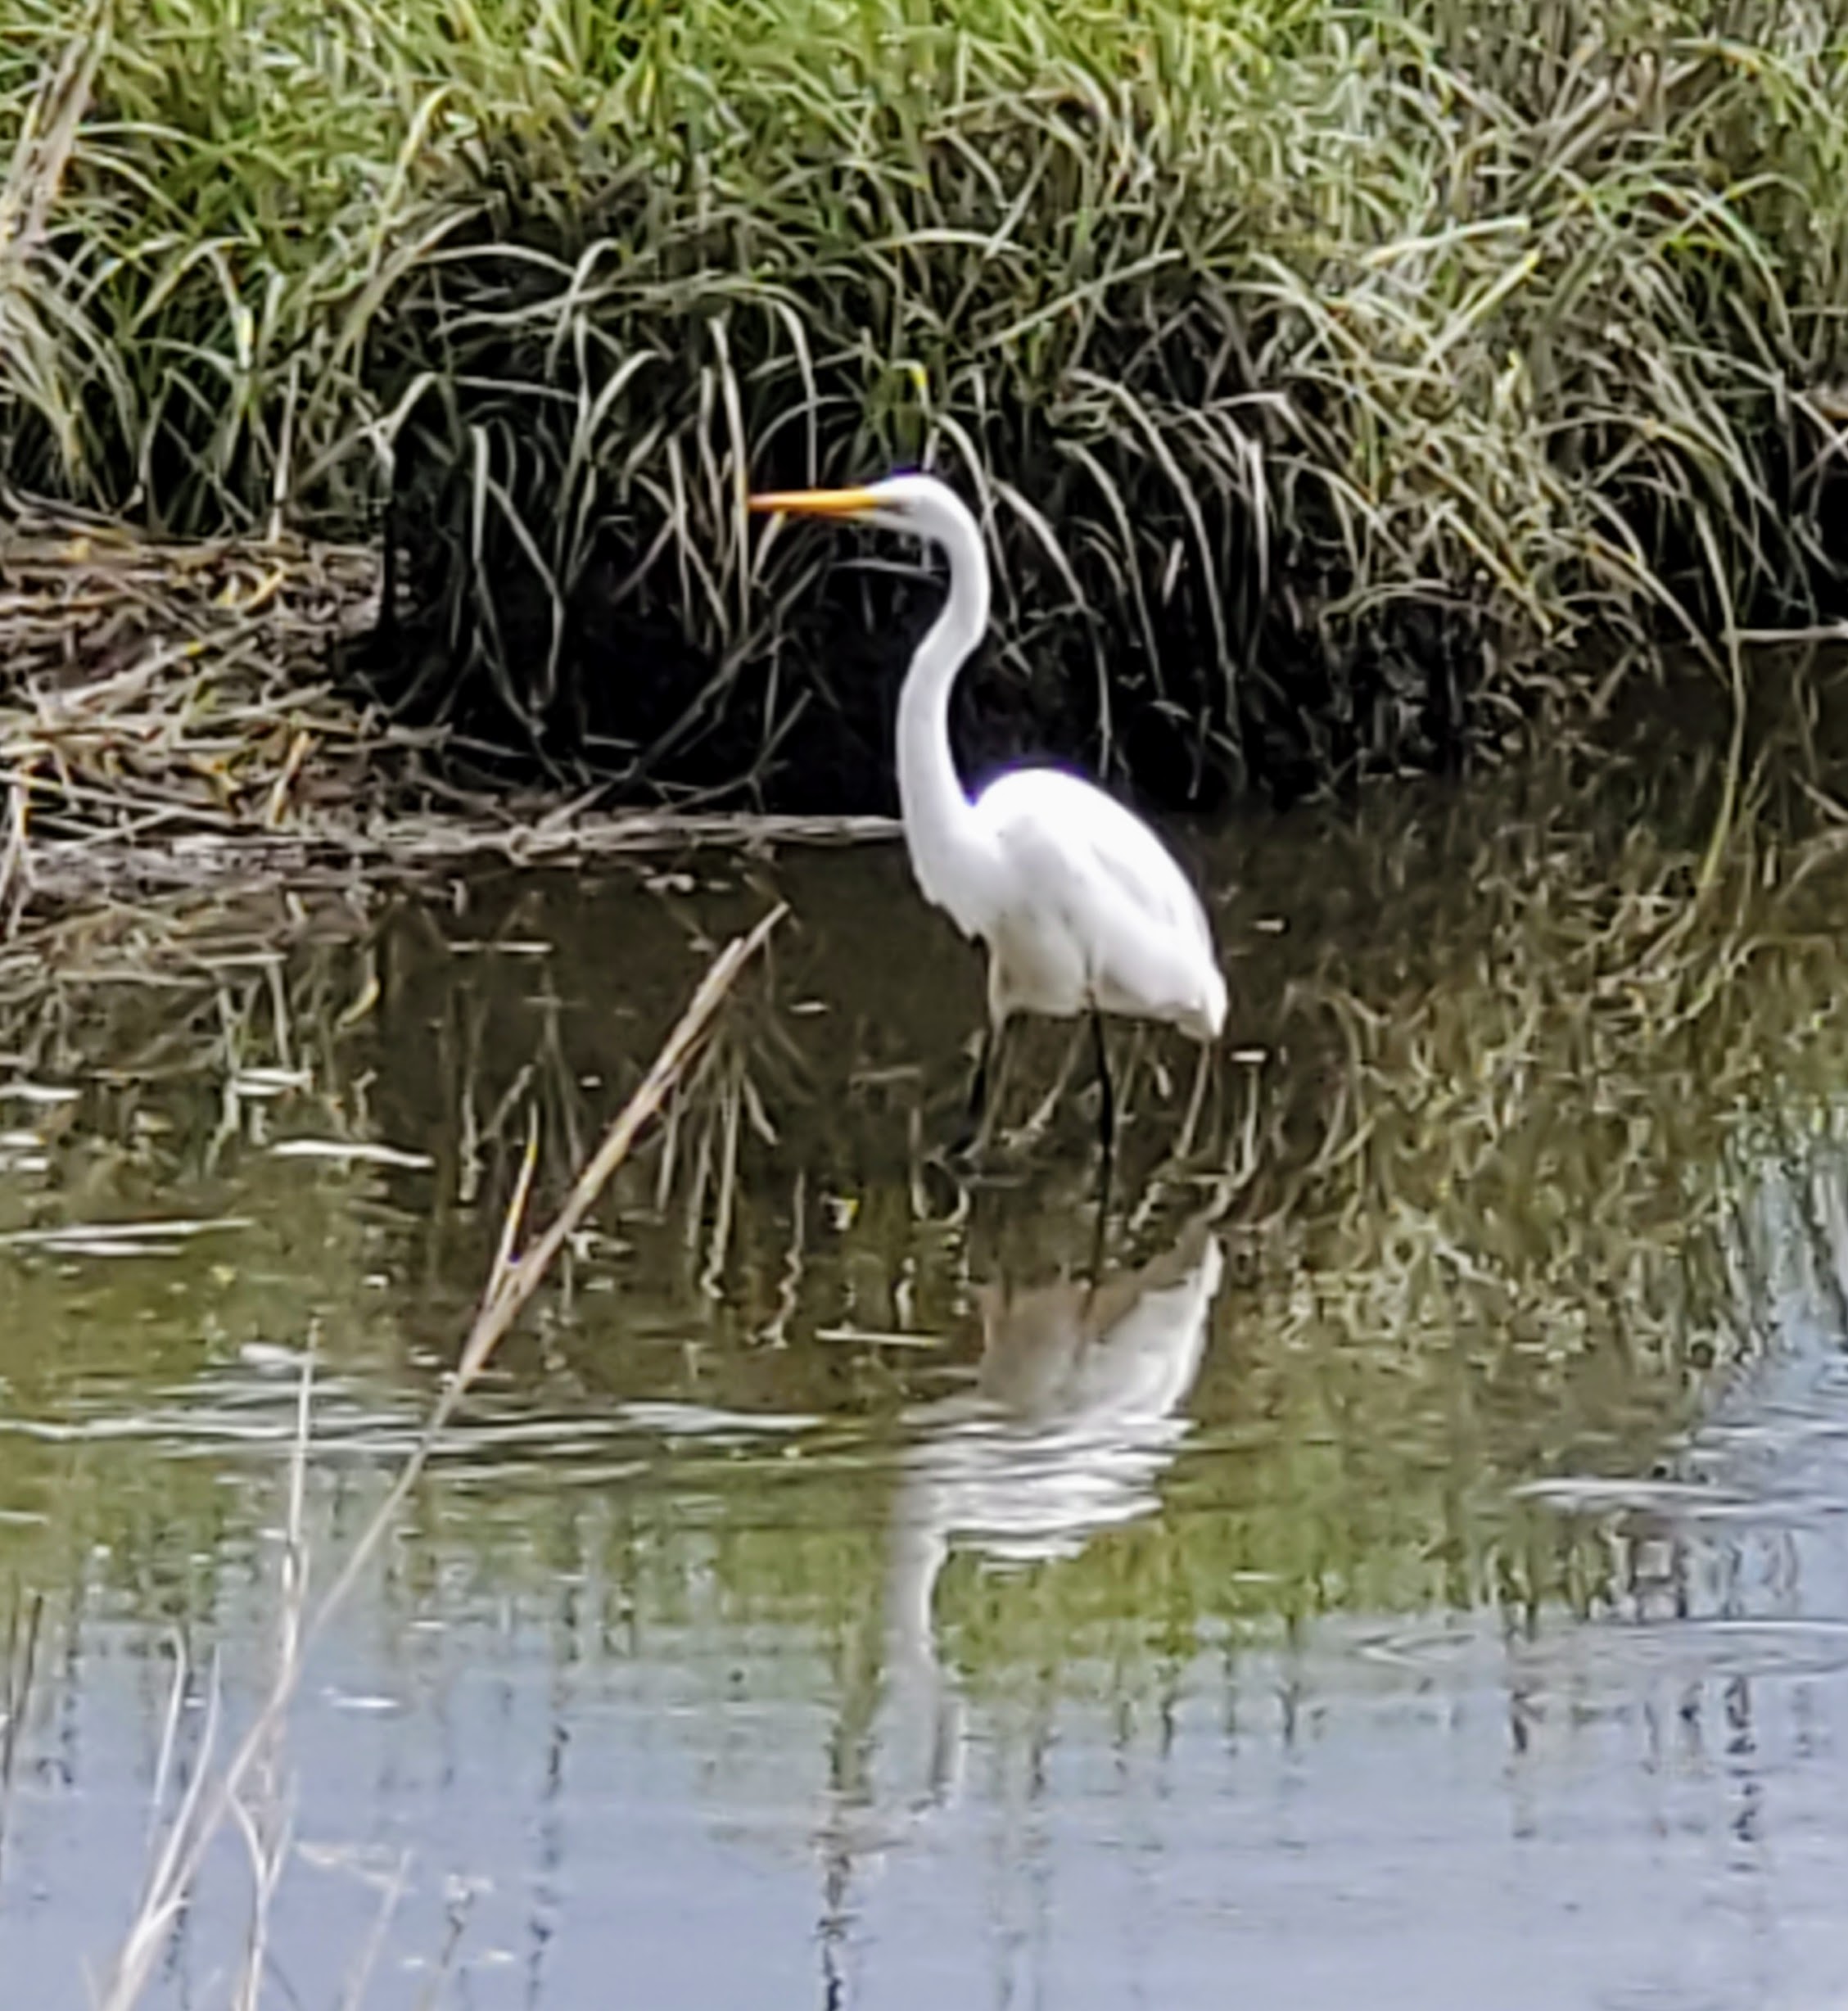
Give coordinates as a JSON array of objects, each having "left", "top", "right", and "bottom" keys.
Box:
[{"left": 3, "top": 761, "right": 1848, "bottom": 2009}]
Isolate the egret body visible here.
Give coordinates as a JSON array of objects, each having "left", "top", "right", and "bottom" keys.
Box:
[{"left": 748, "top": 472, "right": 1226, "bottom": 1155}]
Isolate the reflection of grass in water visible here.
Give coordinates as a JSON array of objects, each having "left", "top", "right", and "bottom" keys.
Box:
[
  {"left": 1285, "top": 797, "right": 1832, "bottom": 1349},
  {"left": 65, "top": 906, "right": 783, "bottom": 2009},
  {"left": 4, "top": 775, "right": 1848, "bottom": 1658},
  {"left": 4, "top": 779, "right": 1848, "bottom": 1995},
  {"left": 648, "top": 784, "right": 1848, "bottom": 1667}
]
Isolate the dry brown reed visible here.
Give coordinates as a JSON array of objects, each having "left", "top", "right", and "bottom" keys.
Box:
[
  {"left": 92, "top": 898, "right": 784, "bottom": 2011},
  {"left": 0, "top": 494, "right": 892, "bottom": 936}
]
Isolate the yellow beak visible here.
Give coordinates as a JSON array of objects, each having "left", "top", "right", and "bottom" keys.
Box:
[{"left": 747, "top": 486, "right": 881, "bottom": 519}]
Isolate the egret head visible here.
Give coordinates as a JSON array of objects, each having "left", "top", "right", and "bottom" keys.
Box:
[{"left": 747, "top": 471, "right": 978, "bottom": 552}]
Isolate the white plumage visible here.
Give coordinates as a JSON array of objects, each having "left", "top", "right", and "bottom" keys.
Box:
[
  {"left": 749, "top": 471, "right": 1227, "bottom": 1150},
  {"left": 965, "top": 768, "right": 1225, "bottom": 1039}
]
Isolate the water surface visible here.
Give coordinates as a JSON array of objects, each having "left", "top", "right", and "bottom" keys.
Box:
[{"left": 2, "top": 767, "right": 1848, "bottom": 2008}]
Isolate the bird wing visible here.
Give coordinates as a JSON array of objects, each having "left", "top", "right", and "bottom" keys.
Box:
[{"left": 970, "top": 767, "right": 1214, "bottom": 954}]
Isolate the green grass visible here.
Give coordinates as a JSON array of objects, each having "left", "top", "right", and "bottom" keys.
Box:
[{"left": 3, "top": 0, "right": 1846, "bottom": 806}]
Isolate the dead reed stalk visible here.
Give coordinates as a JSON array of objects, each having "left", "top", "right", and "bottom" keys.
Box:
[{"left": 92, "top": 897, "right": 786, "bottom": 2011}]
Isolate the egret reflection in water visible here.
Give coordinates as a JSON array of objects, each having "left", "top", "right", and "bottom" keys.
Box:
[{"left": 835, "top": 1208, "right": 1226, "bottom": 1832}]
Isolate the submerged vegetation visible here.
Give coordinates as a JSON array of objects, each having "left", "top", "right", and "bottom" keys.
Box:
[{"left": 2, "top": 0, "right": 1846, "bottom": 816}]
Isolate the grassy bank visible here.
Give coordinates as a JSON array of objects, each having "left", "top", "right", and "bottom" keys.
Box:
[{"left": 3, "top": 0, "right": 1846, "bottom": 813}]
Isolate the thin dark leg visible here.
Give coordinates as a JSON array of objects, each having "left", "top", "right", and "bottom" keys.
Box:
[
  {"left": 1087, "top": 1163, "right": 1109, "bottom": 1286},
  {"left": 1090, "top": 1007, "right": 1116, "bottom": 1164},
  {"left": 953, "top": 1017, "right": 1005, "bottom": 1159},
  {"left": 1090, "top": 1006, "right": 1117, "bottom": 1254},
  {"left": 968, "top": 1021, "right": 996, "bottom": 1132}
]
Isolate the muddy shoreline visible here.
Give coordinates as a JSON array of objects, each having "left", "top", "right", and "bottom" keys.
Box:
[
  {"left": 7, "top": 492, "right": 1848, "bottom": 961},
  {"left": 0, "top": 499, "right": 918, "bottom": 926}
]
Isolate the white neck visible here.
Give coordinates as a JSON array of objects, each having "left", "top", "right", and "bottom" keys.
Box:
[{"left": 894, "top": 504, "right": 993, "bottom": 929}]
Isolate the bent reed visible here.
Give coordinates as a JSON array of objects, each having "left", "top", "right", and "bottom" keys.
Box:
[{"left": 2, "top": 0, "right": 1846, "bottom": 820}]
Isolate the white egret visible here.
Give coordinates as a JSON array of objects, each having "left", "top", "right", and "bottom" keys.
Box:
[{"left": 748, "top": 472, "right": 1227, "bottom": 1158}]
